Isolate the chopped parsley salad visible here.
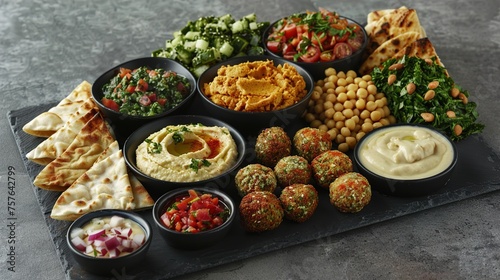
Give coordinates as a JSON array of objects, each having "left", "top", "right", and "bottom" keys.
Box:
[
  {"left": 372, "top": 56, "right": 484, "bottom": 141},
  {"left": 101, "top": 66, "right": 191, "bottom": 117}
]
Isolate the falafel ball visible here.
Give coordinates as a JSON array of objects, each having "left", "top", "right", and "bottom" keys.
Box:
[
  {"left": 293, "top": 127, "right": 332, "bottom": 162},
  {"left": 311, "top": 150, "right": 353, "bottom": 188},
  {"left": 235, "top": 164, "right": 277, "bottom": 197},
  {"left": 279, "top": 184, "right": 318, "bottom": 222},
  {"left": 255, "top": 126, "right": 292, "bottom": 167},
  {"left": 239, "top": 191, "right": 284, "bottom": 232},
  {"left": 274, "top": 155, "right": 312, "bottom": 187},
  {"left": 329, "top": 172, "right": 371, "bottom": 213}
]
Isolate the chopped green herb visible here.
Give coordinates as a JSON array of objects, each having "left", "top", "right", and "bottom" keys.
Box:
[
  {"left": 145, "top": 138, "right": 162, "bottom": 154},
  {"left": 372, "top": 55, "right": 484, "bottom": 141},
  {"left": 189, "top": 158, "right": 212, "bottom": 172}
]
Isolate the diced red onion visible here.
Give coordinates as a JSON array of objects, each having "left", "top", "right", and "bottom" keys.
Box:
[
  {"left": 71, "top": 236, "right": 87, "bottom": 251},
  {"left": 87, "top": 229, "right": 106, "bottom": 241},
  {"left": 104, "top": 236, "right": 120, "bottom": 250}
]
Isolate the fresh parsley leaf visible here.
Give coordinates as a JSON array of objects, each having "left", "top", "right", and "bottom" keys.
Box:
[
  {"left": 372, "top": 55, "right": 485, "bottom": 141},
  {"left": 145, "top": 138, "right": 162, "bottom": 154},
  {"left": 189, "top": 158, "right": 212, "bottom": 172}
]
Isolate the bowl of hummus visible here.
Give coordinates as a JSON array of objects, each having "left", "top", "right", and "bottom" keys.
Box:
[
  {"left": 353, "top": 123, "right": 458, "bottom": 197},
  {"left": 123, "top": 115, "right": 246, "bottom": 199},
  {"left": 197, "top": 55, "right": 314, "bottom": 133}
]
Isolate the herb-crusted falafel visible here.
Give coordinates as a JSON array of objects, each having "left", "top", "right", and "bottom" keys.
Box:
[
  {"left": 329, "top": 172, "right": 371, "bottom": 213},
  {"left": 239, "top": 191, "right": 284, "bottom": 232},
  {"left": 255, "top": 126, "right": 292, "bottom": 167},
  {"left": 311, "top": 150, "right": 353, "bottom": 188},
  {"left": 235, "top": 164, "right": 277, "bottom": 197},
  {"left": 279, "top": 184, "right": 318, "bottom": 222},
  {"left": 274, "top": 155, "right": 312, "bottom": 187},
  {"left": 293, "top": 127, "right": 332, "bottom": 162}
]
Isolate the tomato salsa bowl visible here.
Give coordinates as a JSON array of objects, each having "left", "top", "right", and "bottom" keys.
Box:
[
  {"left": 263, "top": 9, "right": 368, "bottom": 80},
  {"left": 152, "top": 187, "right": 236, "bottom": 250},
  {"left": 91, "top": 57, "right": 197, "bottom": 139},
  {"left": 66, "top": 209, "right": 152, "bottom": 276}
]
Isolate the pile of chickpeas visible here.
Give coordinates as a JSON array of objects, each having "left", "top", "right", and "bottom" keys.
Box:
[{"left": 304, "top": 68, "right": 396, "bottom": 152}]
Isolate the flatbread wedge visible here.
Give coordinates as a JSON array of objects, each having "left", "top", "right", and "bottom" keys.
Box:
[
  {"left": 366, "top": 8, "right": 425, "bottom": 55},
  {"left": 393, "top": 37, "right": 445, "bottom": 67},
  {"left": 26, "top": 99, "right": 99, "bottom": 165},
  {"left": 365, "top": 7, "right": 426, "bottom": 39},
  {"left": 365, "top": 7, "right": 407, "bottom": 35},
  {"left": 359, "top": 31, "right": 421, "bottom": 75},
  {"left": 50, "top": 149, "right": 137, "bottom": 221},
  {"left": 33, "top": 112, "right": 115, "bottom": 191},
  {"left": 129, "top": 174, "right": 155, "bottom": 210},
  {"left": 22, "top": 81, "right": 92, "bottom": 137}
]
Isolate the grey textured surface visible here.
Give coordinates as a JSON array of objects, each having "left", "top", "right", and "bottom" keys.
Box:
[{"left": 1, "top": 0, "right": 499, "bottom": 280}]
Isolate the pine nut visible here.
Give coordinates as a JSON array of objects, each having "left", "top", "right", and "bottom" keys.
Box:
[
  {"left": 421, "top": 112, "right": 435, "bottom": 122},
  {"left": 428, "top": 80, "right": 439, "bottom": 89},
  {"left": 454, "top": 124, "right": 463, "bottom": 136},
  {"left": 388, "top": 63, "right": 404, "bottom": 71},
  {"left": 406, "top": 83, "right": 416, "bottom": 94},
  {"left": 388, "top": 74, "right": 396, "bottom": 85},
  {"left": 424, "top": 90, "right": 436, "bottom": 101}
]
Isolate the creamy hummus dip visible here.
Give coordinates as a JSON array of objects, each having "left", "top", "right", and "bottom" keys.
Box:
[
  {"left": 136, "top": 124, "right": 238, "bottom": 182},
  {"left": 358, "top": 125, "right": 454, "bottom": 180}
]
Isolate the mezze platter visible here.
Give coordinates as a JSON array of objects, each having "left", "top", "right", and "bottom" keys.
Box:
[{"left": 8, "top": 94, "right": 500, "bottom": 280}]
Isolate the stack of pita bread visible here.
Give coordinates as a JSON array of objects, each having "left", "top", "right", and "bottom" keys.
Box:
[
  {"left": 23, "top": 81, "right": 154, "bottom": 221},
  {"left": 359, "top": 6, "right": 444, "bottom": 75}
]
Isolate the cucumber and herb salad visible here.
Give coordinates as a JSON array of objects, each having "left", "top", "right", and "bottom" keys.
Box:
[
  {"left": 152, "top": 14, "right": 270, "bottom": 77},
  {"left": 372, "top": 56, "right": 484, "bottom": 141}
]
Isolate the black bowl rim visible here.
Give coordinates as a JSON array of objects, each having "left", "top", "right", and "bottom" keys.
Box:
[
  {"left": 353, "top": 123, "right": 458, "bottom": 183},
  {"left": 262, "top": 15, "right": 368, "bottom": 66},
  {"left": 123, "top": 114, "right": 247, "bottom": 186},
  {"left": 152, "top": 187, "right": 236, "bottom": 235},
  {"left": 196, "top": 54, "right": 315, "bottom": 116},
  {"left": 91, "top": 56, "right": 197, "bottom": 120},
  {"left": 66, "top": 209, "right": 152, "bottom": 260}
]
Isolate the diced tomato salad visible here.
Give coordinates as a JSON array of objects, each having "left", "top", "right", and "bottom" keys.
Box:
[
  {"left": 160, "top": 189, "right": 230, "bottom": 233},
  {"left": 266, "top": 8, "right": 365, "bottom": 63}
]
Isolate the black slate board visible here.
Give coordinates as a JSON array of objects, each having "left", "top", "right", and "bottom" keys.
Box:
[{"left": 7, "top": 97, "right": 500, "bottom": 280}]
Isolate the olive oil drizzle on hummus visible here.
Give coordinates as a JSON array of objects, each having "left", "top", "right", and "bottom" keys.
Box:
[{"left": 136, "top": 124, "right": 238, "bottom": 182}]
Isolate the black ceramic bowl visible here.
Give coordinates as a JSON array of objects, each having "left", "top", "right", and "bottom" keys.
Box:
[
  {"left": 263, "top": 15, "right": 368, "bottom": 80},
  {"left": 123, "top": 115, "right": 246, "bottom": 199},
  {"left": 353, "top": 123, "right": 458, "bottom": 197},
  {"left": 152, "top": 187, "right": 235, "bottom": 250},
  {"left": 197, "top": 55, "right": 314, "bottom": 133},
  {"left": 92, "top": 57, "right": 197, "bottom": 139},
  {"left": 66, "top": 209, "right": 152, "bottom": 276}
]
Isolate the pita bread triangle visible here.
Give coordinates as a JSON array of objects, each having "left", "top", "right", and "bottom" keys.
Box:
[
  {"left": 366, "top": 7, "right": 426, "bottom": 39},
  {"left": 50, "top": 149, "right": 133, "bottom": 221},
  {"left": 26, "top": 98, "right": 99, "bottom": 165},
  {"left": 22, "top": 81, "right": 92, "bottom": 137},
  {"left": 359, "top": 31, "right": 421, "bottom": 75},
  {"left": 33, "top": 112, "right": 115, "bottom": 191},
  {"left": 393, "top": 37, "right": 445, "bottom": 67},
  {"left": 129, "top": 174, "right": 155, "bottom": 209},
  {"left": 88, "top": 140, "right": 154, "bottom": 209},
  {"left": 366, "top": 8, "right": 425, "bottom": 55}
]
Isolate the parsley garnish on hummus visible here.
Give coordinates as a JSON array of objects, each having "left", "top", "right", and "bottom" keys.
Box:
[
  {"left": 171, "top": 126, "right": 191, "bottom": 144},
  {"left": 190, "top": 158, "right": 211, "bottom": 172},
  {"left": 145, "top": 139, "right": 162, "bottom": 154}
]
